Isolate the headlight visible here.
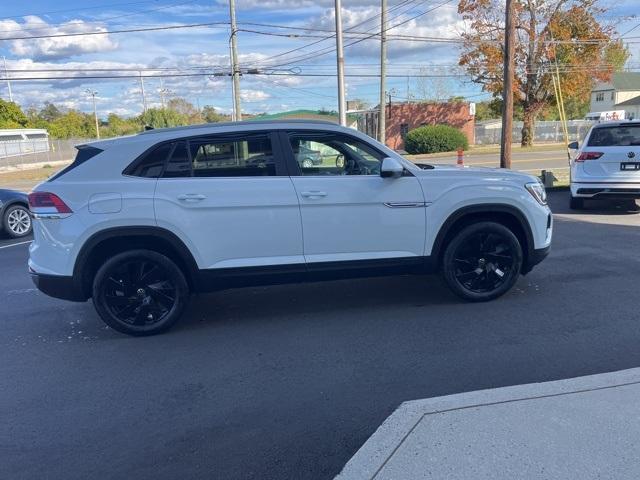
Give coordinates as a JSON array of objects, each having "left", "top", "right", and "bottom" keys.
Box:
[{"left": 525, "top": 181, "right": 547, "bottom": 205}]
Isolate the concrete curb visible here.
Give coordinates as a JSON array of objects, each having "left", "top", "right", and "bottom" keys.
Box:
[{"left": 336, "top": 368, "right": 640, "bottom": 479}]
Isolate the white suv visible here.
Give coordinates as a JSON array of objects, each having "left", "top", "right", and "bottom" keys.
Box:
[
  {"left": 28, "top": 121, "right": 552, "bottom": 336},
  {"left": 569, "top": 121, "right": 640, "bottom": 209}
]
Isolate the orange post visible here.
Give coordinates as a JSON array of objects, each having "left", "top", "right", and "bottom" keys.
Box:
[{"left": 457, "top": 147, "right": 464, "bottom": 166}]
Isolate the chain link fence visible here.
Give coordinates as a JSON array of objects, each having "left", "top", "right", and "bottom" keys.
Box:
[
  {"left": 0, "top": 138, "right": 91, "bottom": 169},
  {"left": 474, "top": 120, "right": 595, "bottom": 145}
]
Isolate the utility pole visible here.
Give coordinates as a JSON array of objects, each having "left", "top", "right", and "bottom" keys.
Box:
[
  {"left": 139, "top": 71, "right": 147, "bottom": 114},
  {"left": 335, "top": 0, "right": 347, "bottom": 126},
  {"left": 3, "top": 56, "right": 13, "bottom": 102},
  {"left": 85, "top": 89, "right": 100, "bottom": 139},
  {"left": 378, "top": 0, "right": 387, "bottom": 144},
  {"left": 229, "top": 0, "right": 242, "bottom": 121},
  {"left": 499, "top": 0, "right": 515, "bottom": 169}
]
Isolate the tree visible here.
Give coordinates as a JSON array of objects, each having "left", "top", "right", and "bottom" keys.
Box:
[
  {"left": 167, "top": 97, "right": 202, "bottom": 124},
  {"left": 39, "top": 101, "right": 63, "bottom": 122},
  {"left": 140, "top": 108, "right": 189, "bottom": 129},
  {"left": 458, "top": 0, "right": 629, "bottom": 146},
  {"left": 103, "top": 113, "right": 141, "bottom": 137},
  {"left": 47, "top": 110, "right": 94, "bottom": 139},
  {"left": 0, "top": 100, "right": 28, "bottom": 128},
  {"left": 202, "top": 105, "right": 224, "bottom": 123}
]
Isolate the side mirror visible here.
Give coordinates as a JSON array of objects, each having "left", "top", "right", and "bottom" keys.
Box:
[
  {"left": 568, "top": 141, "right": 579, "bottom": 150},
  {"left": 380, "top": 157, "right": 404, "bottom": 178}
]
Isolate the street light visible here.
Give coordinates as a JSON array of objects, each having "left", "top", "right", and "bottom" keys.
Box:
[{"left": 85, "top": 89, "right": 100, "bottom": 139}]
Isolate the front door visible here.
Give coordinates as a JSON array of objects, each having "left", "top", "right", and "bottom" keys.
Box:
[
  {"left": 154, "top": 131, "right": 304, "bottom": 271},
  {"left": 282, "top": 130, "right": 426, "bottom": 267}
]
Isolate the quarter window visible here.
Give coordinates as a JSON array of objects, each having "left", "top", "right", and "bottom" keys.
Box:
[
  {"left": 127, "top": 142, "right": 172, "bottom": 178},
  {"left": 288, "top": 132, "right": 384, "bottom": 176}
]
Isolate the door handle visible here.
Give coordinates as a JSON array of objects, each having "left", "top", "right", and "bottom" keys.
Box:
[
  {"left": 177, "top": 193, "right": 206, "bottom": 201},
  {"left": 301, "top": 191, "right": 327, "bottom": 198}
]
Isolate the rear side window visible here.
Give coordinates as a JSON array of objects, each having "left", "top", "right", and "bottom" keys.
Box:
[
  {"left": 189, "top": 134, "right": 275, "bottom": 177},
  {"left": 126, "top": 142, "right": 172, "bottom": 178},
  {"left": 588, "top": 126, "right": 640, "bottom": 147}
]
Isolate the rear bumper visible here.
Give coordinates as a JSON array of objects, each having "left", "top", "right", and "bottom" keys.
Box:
[
  {"left": 571, "top": 182, "right": 640, "bottom": 198},
  {"left": 30, "top": 272, "right": 88, "bottom": 302}
]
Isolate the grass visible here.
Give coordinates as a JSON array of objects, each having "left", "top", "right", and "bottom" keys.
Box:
[{"left": 0, "top": 164, "right": 67, "bottom": 191}]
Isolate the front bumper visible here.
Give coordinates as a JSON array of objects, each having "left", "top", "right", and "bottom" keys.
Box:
[{"left": 30, "top": 272, "right": 88, "bottom": 302}]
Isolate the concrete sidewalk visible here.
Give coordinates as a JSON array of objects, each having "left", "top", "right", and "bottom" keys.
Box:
[{"left": 337, "top": 368, "right": 640, "bottom": 479}]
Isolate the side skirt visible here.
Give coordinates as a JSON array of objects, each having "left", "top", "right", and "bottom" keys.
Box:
[{"left": 195, "top": 256, "right": 435, "bottom": 292}]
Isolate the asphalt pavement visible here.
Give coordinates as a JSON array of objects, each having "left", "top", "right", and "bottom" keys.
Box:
[{"left": 1, "top": 191, "right": 640, "bottom": 480}]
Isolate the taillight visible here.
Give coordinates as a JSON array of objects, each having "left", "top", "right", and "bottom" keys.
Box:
[
  {"left": 575, "top": 152, "right": 603, "bottom": 162},
  {"left": 28, "top": 192, "right": 73, "bottom": 214}
]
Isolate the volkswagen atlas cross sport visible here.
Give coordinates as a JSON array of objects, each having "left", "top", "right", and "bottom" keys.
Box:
[
  {"left": 28, "top": 120, "right": 552, "bottom": 336},
  {"left": 569, "top": 121, "right": 640, "bottom": 209}
]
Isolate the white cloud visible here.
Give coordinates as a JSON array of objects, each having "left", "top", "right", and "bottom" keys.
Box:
[
  {"left": 240, "top": 89, "right": 271, "bottom": 102},
  {"left": 0, "top": 16, "right": 117, "bottom": 60}
]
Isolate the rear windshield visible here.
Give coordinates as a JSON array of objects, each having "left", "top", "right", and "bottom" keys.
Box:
[{"left": 587, "top": 125, "right": 640, "bottom": 147}]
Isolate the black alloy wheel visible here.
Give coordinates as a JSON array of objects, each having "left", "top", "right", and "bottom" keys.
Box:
[
  {"left": 92, "top": 250, "right": 188, "bottom": 336},
  {"left": 442, "top": 222, "right": 523, "bottom": 302}
]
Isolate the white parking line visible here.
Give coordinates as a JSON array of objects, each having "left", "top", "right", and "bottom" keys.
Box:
[{"left": 0, "top": 240, "right": 32, "bottom": 250}]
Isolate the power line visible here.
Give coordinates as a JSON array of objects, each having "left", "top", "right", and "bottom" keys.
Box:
[
  {"left": 0, "top": 0, "right": 200, "bottom": 36},
  {"left": 260, "top": 0, "right": 457, "bottom": 69},
  {"left": 0, "top": 21, "right": 229, "bottom": 41},
  {"left": 0, "top": 0, "right": 166, "bottom": 21},
  {"left": 244, "top": 0, "right": 419, "bottom": 67}
]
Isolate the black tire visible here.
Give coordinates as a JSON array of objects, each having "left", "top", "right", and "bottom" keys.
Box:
[
  {"left": 3, "top": 204, "right": 32, "bottom": 238},
  {"left": 441, "top": 221, "right": 523, "bottom": 302},
  {"left": 569, "top": 196, "right": 584, "bottom": 210},
  {"left": 92, "top": 250, "right": 189, "bottom": 336}
]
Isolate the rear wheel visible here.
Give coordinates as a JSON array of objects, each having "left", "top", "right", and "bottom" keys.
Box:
[
  {"left": 442, "top": 222, "right": 523, "bottom": 302},
  {"left": 92, "top": 250, "right": 189, "bottom": 336},
  {"left": 569, "top": 196, "right": 584, "bottom": 210},
  {"left": 3, "top": 204, "right": 32, "bottom": 238}
]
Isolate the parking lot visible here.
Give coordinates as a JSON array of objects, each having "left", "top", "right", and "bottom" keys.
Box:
[{"left": 2, "top": 191, "right": 640, "bottom": 480}]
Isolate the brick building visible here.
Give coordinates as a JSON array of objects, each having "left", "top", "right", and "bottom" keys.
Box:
[{"left": 358, "top": 101, "right": 475, "bottom": 151}]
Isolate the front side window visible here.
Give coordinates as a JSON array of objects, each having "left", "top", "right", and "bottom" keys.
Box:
[
  {"left": 190, "top": 134, "right": 275, "bottom": 177},
  {"left": 288, "top": 132, "right": 384, "bottom": 176}
]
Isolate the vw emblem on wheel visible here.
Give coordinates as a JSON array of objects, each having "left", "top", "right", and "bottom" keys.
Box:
[{"left": 628, "top": 151, "right": 636, "bottom": 159}]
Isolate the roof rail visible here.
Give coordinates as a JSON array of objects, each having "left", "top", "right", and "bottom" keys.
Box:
[{"left": 137, "top": 119, "right": 339, "bottom": 135}]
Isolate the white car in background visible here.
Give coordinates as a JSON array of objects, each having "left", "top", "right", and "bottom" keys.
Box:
[{"left": 569, "top": 121, "right": 640, "bottom": 209}]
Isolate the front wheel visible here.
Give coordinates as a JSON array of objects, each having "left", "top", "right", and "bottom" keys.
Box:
[
  {"left": 92, "top": 250, "right": 189, "bottom": 336},
  {"left": 441, "top": 222, "right": 523, "bottom": 302}
]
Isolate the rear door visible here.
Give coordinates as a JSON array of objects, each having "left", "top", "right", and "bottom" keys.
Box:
[
  {"left": 153, "top": 131, "right": 304, "bottom": 271},
  {"left": 580, "top": 124, "right": 640, "bottom": 181}
]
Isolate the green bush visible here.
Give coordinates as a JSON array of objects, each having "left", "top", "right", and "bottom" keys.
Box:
[{"left": 404, "top": 124, "right": 469, "bottom": 154}]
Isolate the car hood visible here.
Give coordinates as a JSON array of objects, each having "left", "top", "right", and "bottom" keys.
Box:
[{"left": 411, "top": 162, "right": 539, "bottom": 183}]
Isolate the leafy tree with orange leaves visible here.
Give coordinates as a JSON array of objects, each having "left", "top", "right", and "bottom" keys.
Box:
[{"left": 458, "top": 0, "right": 628, "bottom": 146}]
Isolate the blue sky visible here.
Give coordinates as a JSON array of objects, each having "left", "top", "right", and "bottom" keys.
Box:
[{"left": 0, "top": 0, "right": 638, "bottom": 118}]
